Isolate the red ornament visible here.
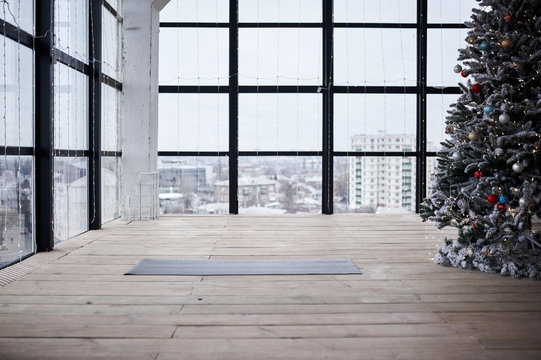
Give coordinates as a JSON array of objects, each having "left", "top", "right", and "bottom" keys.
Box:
[
  {"left": 472, "top": 83, "right": 482, "bottom": 93},
  {"left": 488, "top": 194, "right": 499, "bottom": 204},
  {"left": 504, "top": 12, "right": 515, "bottom": 22},
  {"left": 497, "top": 204, "right": 507, "bottom": 211},
  {"left": 472, "top": 222, "right": 478, "bottom": 230},
  {"left": 475, "top": 170, "right": 484, "bottom": 179},
  {"left": 461, "top": 70, "right": 468, "bottom": 78}
]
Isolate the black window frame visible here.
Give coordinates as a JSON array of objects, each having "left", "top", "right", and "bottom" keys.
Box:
[
  {"left": 158, "top": 0, "right": 465, "bottom": 214},
  {"left": 0, "top": 0, "right": 122, "bottom": 260}
]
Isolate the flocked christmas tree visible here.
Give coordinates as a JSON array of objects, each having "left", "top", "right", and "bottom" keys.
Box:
[{"left": 421, "top": 0, "right": 541, "bottom": 279}]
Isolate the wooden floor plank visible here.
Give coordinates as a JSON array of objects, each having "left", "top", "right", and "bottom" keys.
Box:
[{"left": 0, "top": 214, "right": 539, "bottom": 359}]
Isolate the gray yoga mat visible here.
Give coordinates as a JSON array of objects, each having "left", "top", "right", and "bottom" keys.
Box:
[{"left": 125, "top": 258, "right": 361, "bottom": 275}]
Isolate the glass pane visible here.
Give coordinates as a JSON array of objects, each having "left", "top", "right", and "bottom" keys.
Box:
[
  {"left": 161, "top": 0, "right": 229, "bottom": 22},
  {"left": 334, "top": 28, "right": 417, "bottom": 86},
  {"left": 239, "top": 0, "right": 321, "bottom": 23},
  {"left": 427, "top": 94, "right": 457, "bottom": 152},
  {"left": 239, "top": 28, "right": 322, "bottom": 86},
  {"left": 427, "top": 29, "right": 469, "bottom": 87},
  {"left": 53, "top": 157, "right": 88, "bottom": 243},
  {"left": 158, "top": 156, "right": 229, "bottom": 214},
  {"left": 0, "top": 156, "right": 34, "bottom": 268},
  {"left": 0, "top": 36, "right": 33, "bottom": 147},
  {"left": 102, "top": 156, "right": 121, "bottom": 223},
  {"left": 334, "top": 94, "right": 416, "bottom": 151},
  {"left": 428, "top": 0, "right": 480, "bottom": 24},
  {"left": 334, "top": 156, "right": 416, "bottom": 213},
  {"left": 101, "top": 84, "right": 121, "bottom": 152},
  {"left": 334, "top": 0, "right": 416, "bottom": 23},
  {"left": 159, "top": 28, "right": 229, "bottom": 85},
  {"left": 239, "top": 156, "right": 321, "bottom": 214},
  {"left": 159, "top": 94, "right": 228, "bottom": 151},
  {"left": 102, "top": 7, "right": 121, "bottom": 80},
  {"left": 55, "top": 0, "right": 88, "bottom": 63},
  {"left": 54, "top": 63, "right": 89, "bottom": 151},
  {"left": 2, "top": 0, "right": 34, "bottom": 34},
  {"left": 239, "top": 94, "right": 322, "bottom": 151}
]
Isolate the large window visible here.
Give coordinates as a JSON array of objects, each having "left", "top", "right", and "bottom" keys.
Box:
[
  {"left": 1, "top": 1, "right": 36, "bottom": 266},
  {"left": 0, "top": 0, "right": 123, "bottom": 268},
  {"left": 159, "top": 0, "right": 478, "bottom": 214}
]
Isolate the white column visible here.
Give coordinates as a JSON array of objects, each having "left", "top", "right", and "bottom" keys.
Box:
[{"left": 121, "top": 0, "right": 170, "bottom": 221}]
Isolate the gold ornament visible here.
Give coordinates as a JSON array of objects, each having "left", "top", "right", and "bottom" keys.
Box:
[
  {"left": 445, "top": 125, "right": 454, "bottom": 134},
  {"left": 501, "top": 38, "right": 513, "bottom": 49},
  {"left": 468, "top": 131, "right": 480, "bottom": 141},
  {"left": 466, "top": 35, "right": 477, "bottom": 44}
]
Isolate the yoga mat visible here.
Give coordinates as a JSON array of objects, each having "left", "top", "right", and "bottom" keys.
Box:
[{"left": 125, "top": 258, "right": 361, "bottom": 276}]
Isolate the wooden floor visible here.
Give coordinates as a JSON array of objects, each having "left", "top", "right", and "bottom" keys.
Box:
[{"left": 0, "top": 214, "right": 540, "bottom": 359}]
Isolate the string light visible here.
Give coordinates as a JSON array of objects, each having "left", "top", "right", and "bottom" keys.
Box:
[
  {"left": 275, "top": 0, "right": 281, "bottom": 187},
  {"left": 16, "top": 0, "right": 22, "bottom": 260},
  {"left": 195, "top": 0, "right": 201, "bottom": 211},
  {"left": 296, "top": 0, "right": 301, "bottom": 210},
  {"left": 2, "top": 0, "right": 8, "bottom": 251}
]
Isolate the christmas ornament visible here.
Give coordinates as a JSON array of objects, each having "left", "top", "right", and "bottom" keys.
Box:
[
  {"left": 510, "top": 187, "right": 520, "bottom": 194},
  {"left": 487, "top": 194, "right": 499, "bottom": 204},
  {"left": 453, "top": 65, "right": 463, "bottom": 73},
  {"left": 484, "top": 105, "right": 495, "bottom": 114},
  {"left": 472, "top": 222, "right": 478, "bottom": 230},
  {"left": 504, "top": 12, "right": 515, "bottom": 22},
  {"left": 472, "top": 83, "right": 482, "bottom": 93},
  {"left": 501, "top": 38, "right": 513, "bottom": 49},
  {"left": 452, "top": 152, "right": 463, "bottom": 161},
  {"left": 445, "top": 125, "right": 454, "bottom": 134},
  {"left": 466, "top": 34, "right": 477, "bottom": 44},
  {"left": 468, "top": 131, "right": 480, "bottom": 141},
  {"left": 512, "top": 162, "right": 524, "bottom": 172},
  {"left": 461, "top": 70, "right": 468, "bottom": 77},
  {"left": 480, "top": 41, "right": 491, "bottom": 51},
  {"left": 495, "top": 148, "right": 504, "bottom": 156},
  {"left": 519, "top": 197, "right": 527, "bottom": 206},
  {"left": 499, "top": 113, "right": 510, "bottom": 124},
  {"left": 499, "top": 194, "right": 509, "bottom": 204},
  {"left": 475, "top": 170, "right": 484, "bottom": 179},
  {"left": 497, "top": 204, "right": 507, "bottom": 211}
]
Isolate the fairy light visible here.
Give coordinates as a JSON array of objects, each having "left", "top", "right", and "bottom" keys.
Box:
[
  {"left": 16, "top": 0, "right": 22, "bottom": 259},
  {"left": 195, "top": 0, "right": 201, "bottom": 211},
  {"left": 275, "top": 0, "right": 281, "bottom": 182},
  {"left": 344, "top": 0, "right": 350, "bottom": 213},
  {"left": 255, "top": 0, "right": 260, "bottom": 205},
  {"left": 215, "top": 0, "right": 221, "bottom": 189},
  {"left": 50, "top": 3, "right": 56, "bottom": 239},
  {"left": 361, "top": 0, "right": 367, "bottom": 211},
  {"left": 175, "top": 0, "right": 181, "bottom": 200},
  {"left": 377, "top": 0, "right": 387, "bottom": 208},
  {"left": 295, "top": 0, "right": 301, "bottom": 210},
  {"left": 1, "top": 0, "right": 8, "bottom": 250},
  {"left": 397, "top": 0, "right": 409, "bottom": 210},
  {"left": 67, "top": 0, "right": 72, "bottom": 236}
]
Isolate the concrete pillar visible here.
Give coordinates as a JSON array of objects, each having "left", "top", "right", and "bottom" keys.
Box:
[{"left": 121, "top": 0, "right": 170, "bottom": 221}]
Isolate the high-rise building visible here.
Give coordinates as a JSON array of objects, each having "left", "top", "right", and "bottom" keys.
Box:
[{"left": 348, "top": 132, "right": 416, "bottom": 212}]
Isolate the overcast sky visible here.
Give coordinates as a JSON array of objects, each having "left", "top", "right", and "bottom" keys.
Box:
[{"left": 157, "top": 0, "right": 479, "bottom": 152}]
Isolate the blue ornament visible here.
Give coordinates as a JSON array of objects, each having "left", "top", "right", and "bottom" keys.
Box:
[
  {"left": 484, "top": 105, "right": 495, "bottom": 114},
  {"left": 480, "top": 41, "right": 491, "bottom": 51},
  {"left": 499, "top": 194, "right": 509, "bottom": 205}
]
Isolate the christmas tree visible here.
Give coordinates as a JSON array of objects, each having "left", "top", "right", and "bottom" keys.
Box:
[{"left": 421, "top": 0, "right": 541, "bottom": 279}]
